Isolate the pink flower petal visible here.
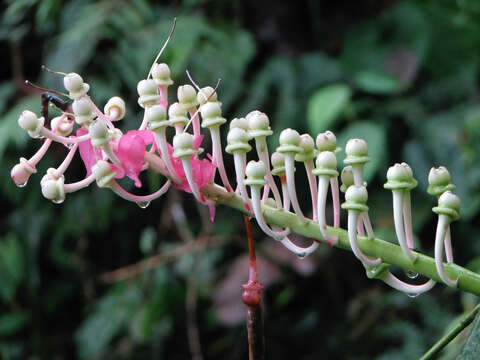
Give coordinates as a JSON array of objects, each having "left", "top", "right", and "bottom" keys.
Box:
[
  {"left": 77, "top": 128, "right": 102, "bottom": 176},
  {"left": 116, "top": 130, "right": 153, "bottom": 187}
]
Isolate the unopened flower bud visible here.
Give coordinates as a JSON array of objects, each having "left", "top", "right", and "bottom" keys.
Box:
[
  {"left": 384, "top": 162, "right": 417, "bottom": 191},
  {"left": 151, "top": 63, "right": 173, "bottom": 86},
  {"left": 137, "top": 79, "right": 160, "bottom": 108},
  {"left": 313, "top": 151, "right": 338, "bottom": 177},
  {"left": 271, "top": 152, "right": 286, "bottom": 176},
  {"left": 344, "top": 138, "right": 370, "bottom": 166},
  {"left": 340, "top": 166, "right": 354, "bottom": 193},
  {"left": 40, "top": 169, "right": 65, "bottom": 204},
  {"left": 247, "top": 111, "right": 273, "bottom": 138},
  {"left": 229, "top": 117, "right": 249, "bottom": 131},
  {"left": 177, "top": 85, "right": 198, "bottom": 110},
  {"left": 104, "top": 97, "right": 126, "bottom": 121},
  {"left": 64, "top": 73, "right": 90, "bottom": 100},
  {"left": 18, "top": 110, "right": 44, "bottom": 138},
  {"left": 146, "top": 104, "right": 169, "bottom": 131},
  {"left": 89, "top": 121, "right": 111, "bottom": 147},
  {"left": 11, "top": 158, "right": 37, "bottom": 187},
  {"left": 277, "top": 128, "right": 302, "bottom": 154},
  {"left": 341, "top": 185, "right": 369, "bottom": 212},
  {"left": 172, "top": 132, "right": 196, "bottom": 158},
  {"left": 92, "top": 160, "right": 117, "bottom": 188},
  {"left": 200, "top": 102, "right": 226, "bottom": 128},
  {"left": 316, "top": 131, "right": 340, "bottom": 153},
  {"left": 51, "top": 116, "right": 74, "bottom": 137},
  {"left": 168, "top": 102, "right": 189, "bottom": 127},
  {"left": 433, "top": 191, "right": 460, "bottom": 221},
  {"left": 244, "top": 160, "right": 267, "bottom": 187},
  {"left": 225, "top": 127, "right": 251, "bottom": 154},
  {"left": 295, "top": 134, "right": 316, "bottom": 162},
  {"left": 197, "top": 86, "right": 220, "bottom": 106},
  {"left": 72, "top": 98, "right": 95, "bottom": 125},
  {"left": 427, "top": 166, "right": 455, "bottom": 196}
]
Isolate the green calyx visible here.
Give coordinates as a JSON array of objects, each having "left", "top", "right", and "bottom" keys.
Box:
[
  {"left": 312, "top": 151, "right": 338, "bottom": 177},
  {"left": 433, "top": 191, "right": 460, "bottom": 221},
  {"left": 384, "top": 162, "right": 418, "bottom": 191},
  {"left": 427, "top": 166, "right": 456, "bottom": 196},
  {"left": 341, "top": 185, "right": 369, "bottom": 212},
  {"left": 344, "top": 138, "right": 370, "bottom": 166},
  {"left": 244, "top": 160, "right": 267, "bottom": 187}
]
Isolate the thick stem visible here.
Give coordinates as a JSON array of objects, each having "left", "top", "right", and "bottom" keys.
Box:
[
  {"left": 210, "top": 126, "right": 232, "bottom": 191},
  {"left": 233, "top": 153, "right": 252, "bottom": 211},
  {"left": 304, "top": 160, "right": 318, "bottom": 221},
  {"left": 284, "top": 155, "right": 307, "bottom": 223},
  {"left": 392, "top": 190, "right": 417, "bottom": 261},
  {"left": 347, "top": 211, "right": 382, "bottom": 267},
  {"left": 255, "top": 137, "right": 282, "bottom": 207},
  {"left": 110, "top": 179, "right": 171, "bottom": 203},
  {"left": 435, "top": 215, "right": 458, "bottom": 287},
  {"left": 317, "top": 176, "right": 338, "bottom": 245},
  {"left": 330, "top": 177, "right": 340, "bottom": 228},
  {"left": 250, "top": 187, "right": 290, "bottom": 240}
]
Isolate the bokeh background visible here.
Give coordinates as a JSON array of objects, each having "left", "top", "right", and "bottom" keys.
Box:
[{"left": 1, "top": 0, "right": 480, "bottom": 359}]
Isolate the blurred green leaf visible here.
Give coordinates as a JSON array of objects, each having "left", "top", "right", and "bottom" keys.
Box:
[
  {"left": 354, "top": 71, "right": 402, "bottom": 95},
  {"left": 0, "top": 234, "right": 25, "bottom": 302},
  {"left": 140, "top": 227, "right": 156, "bottom": 255},
  {"left": 337, "top": 121, "right": 386, "bottom": 182},
  {"left": 458, "top": 310, "right": 480, "bottom": 359},
  {"left": 0, "top": 312, "right": 31, "bottom": 336},
  {"left": 306, "top": 83, "right": 351, "bottom": 134}
]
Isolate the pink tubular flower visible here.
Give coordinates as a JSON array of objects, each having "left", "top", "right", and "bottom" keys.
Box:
[{"left": 115, "top": 130, "right": 154, "bottom": 187}]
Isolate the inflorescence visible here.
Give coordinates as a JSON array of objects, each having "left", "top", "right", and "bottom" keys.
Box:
[{"left": 12, "top": 50, "right": 462, "bottom": 298}]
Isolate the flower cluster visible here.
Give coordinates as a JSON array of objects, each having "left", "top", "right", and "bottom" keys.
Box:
[{"left": 12, "top": 57, "right": 462, "bottom": 297}]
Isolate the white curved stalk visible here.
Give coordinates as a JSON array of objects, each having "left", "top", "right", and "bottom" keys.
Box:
[
  {"left": 362, "top": 213, "right": 375, "bottom": 239},
  {"left": 154, "top": 128, "right": 179, "bottom": 183},
  {"left": 110, "top": 179, "right": 171, "bottom": 203},
  {"left": 188, "top": 109, "right": 201, "bottom": 140},
  {"left": 64, "top": 174, "right": 96, "bottom": 193},
  {"left": 255, "top": 137, "right": 282, "bottom": 207},
  {"left": 280, "top": 237, "right": 319, "bottom": 258},
  {"left": 347, "top": 211, "right": 381, "bottom": 267},
  {"left": 101, "top": 145, "right": 122, "bottom": 168},
  {"left": 250, "top": 186, "right": 290, "bottom": 240},
  {"left": 86, "top": 96, "right": 114, "bottom": 129},
  {"left": 181, "top": 157, "right": 204, "bottom": 203},
  {"left": 139, "top": 111, "right": 149, "bottom": 130},
  {"left": 40, "top": 128, "right": 90, "bottom": 145},
  {"left": 403, "top": 191, "right": 415, "bottom": 250},
  {"left": 29, "top": 138, "right": 53, "bottom": 165},
  {"left": 210, "top": 126, "right": 232, "bottom": 191},
  {"left": 392, "top": 190, "right": 417, "bottom": 261},
  {"left": 381, "top": 272, "right": 436, "bottom": 295},
  {"left": 233, "top": 153, "right": 252, "bottom": 211},
  {"left": 304, "top": 160, "right": 318, "bottom": 221},
  {"left": 53, "top": 143, "right": 79, "bottom": 178},
  {"left": 330, "top": 177, "right": 340, "bottom": 228},
  {"left": 174, "top": 123, "right": 184, "bottom": 135},
  {"left": 434, "top": 215, "right": 458, "bottom": 287},
  {"left": 284, "top": 155, "right": 307, "bottom": 223},
  {"left": 281, "top": 176, "right": 290, "bottom": 211},
  {"left": 445, "top": 228, "right": 453, "bottom": 263},
  {"left": 357, "top": 218, "right": 365, "bottom": 236},
  {"left": 317, "top": 176, "right": 338, "bottom": 245}
]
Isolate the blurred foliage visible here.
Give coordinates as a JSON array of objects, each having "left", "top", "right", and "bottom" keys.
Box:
[{"left": 1, "top": 0, "right": 480, "bottom": 359}]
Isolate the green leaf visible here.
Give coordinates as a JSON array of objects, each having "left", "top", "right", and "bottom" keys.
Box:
[
  {"left": 354, "top": 71, "right": 402, "bottom": 95},
  {"left": 0, "top": 234, "right": 25, "bottom": 302},
  {"left": 458, "top": 310, "right": 480, "bottom": 359},
  {"left": 337, "top": 121, "right": 386, "bottom": 183},
  {"left": 0, "top": 312, "right": 31, "bottom": 336},
  {"left": 306, "top": 83, "right": 351, "bottom": 134}
]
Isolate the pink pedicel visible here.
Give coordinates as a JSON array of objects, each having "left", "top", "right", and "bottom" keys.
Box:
[{"left": 115, "top": 130, "right": 154, "bottom": 187}]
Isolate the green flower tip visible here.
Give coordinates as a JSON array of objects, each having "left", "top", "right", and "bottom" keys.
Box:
[
  {"left": 197, "top": 86, "right": 220, "bottom": 106},
  {"left": 313, "top": 151, "right": 339, "bottom": 177},
  {"left": 200, "top": 102, "right": 226, "bottom": 128},
  {"left": 51, "top": 116, "right": 73, "bottom": 137},
  {"left": 92, "top": 160, "right": 117, "bottom": 188},
  {"left": 344, "top": 138, "right": 370, "bottom": 165},
  {"left": 433, "top": 191, "right": 460, "bottom": 221},
  {"left": 64, "top": 72, "right": 90, "bottom": 100},
  {"left": 40, "top": 168, "right": 65, "bottom": 203},
  {"left": 277, "top": 128, "right": 302, "bottom": 154},
  {"left": 427, "top": 166, "right": 456, "bottom": 196},
  {"left": 89, "top": 121, "right": 111, "bottom": 147},
  {"left": 295, "top": 134, "right": 316, "bottom": 162},
  {"left": 168, "top": 102, "right": 189, "bottom": 126},
  {"left": 384, "top": 162, "right": 418, "bottom": 191},
  {"left": 271, "top": 151, "right": 286, "bottom": 176},
  {"left": 172, "top": 132, "right": 197, "bottom": 158},
  {"left": 146, "top": 104, "right": 169, "bottom": 131},
  {"left": 177, "top": 84, "right": 198, "bottom": 109},
  {"left": 72, "top": 98, "right": 95, "bottom": 125},
  {"left": 341, "top": 184, "right": 369, "bottom": 212},
  {"left": 244, "top": 160, "right": 267, "bottom": 187},
  {"left": 246, "top": 111, "right": 273, "bottom": 138},
  {"left": 137, "top": 79, "right": 160, "bottom": 108},
  {"left": 225, "top": 127, "right": 251, "bottom": 154},
  {"left": 316, "top": 131, "right": 341, "bottom": 154},
  {"left": 340, "top": 166, "right": 354, "bottom": 193},
  {"left": 151, "top": 63, "right": 173, "bottom": 86},
  {"left": 18, "top": 110, "right": 44, "bottom": 138},
  {"left": 104, "top": 97, "right": 126, "bottom": 121}
]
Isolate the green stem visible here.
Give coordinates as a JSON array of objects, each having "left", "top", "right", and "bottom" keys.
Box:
[
  {"left": 144, "top": 153, "right": 480, "bottom": 297},
  {"left": 419, "top": 302, "right": 480, "bottom": 360}
]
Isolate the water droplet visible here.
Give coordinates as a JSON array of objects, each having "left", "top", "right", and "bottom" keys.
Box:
[
  {"left": 137, "top": 201, "right": 150, "bottom": 209},
  {"left": 296, "top": 253, "right": 306, "bottom": 259},
  {"left": 52, "top": 198, "right": 64, "bottom": 204},
  {"left": 406, "top": 293, "right": 419, "bottom": 298},
  {"left": 405, "top": 270, "right": 419, "bottom": 279},
  {"left": 16, "top": 181, "right": 28, "bottom": 188}
]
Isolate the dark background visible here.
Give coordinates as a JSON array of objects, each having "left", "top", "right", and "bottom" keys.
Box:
[{"left": 1, "top": 0, "right": 480, "bottom": 359}]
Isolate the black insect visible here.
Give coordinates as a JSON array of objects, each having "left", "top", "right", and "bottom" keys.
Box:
[{"left": 25, "top": 79, "right": 72, "bottom": 124}]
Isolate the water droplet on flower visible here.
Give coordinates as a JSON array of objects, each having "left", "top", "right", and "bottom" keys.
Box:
[
  {"left": 405, "top": 270, "right": 419, "bottom": 279},
  {"left": 296, "top": 253, "right": 306, "bottom": 259},
  {"left": 16, "top": 181, "right": 28, "bottom": 188},
  {"left": 52, "top": 198, "right": 64, "bottom": 204},
  {"left": 406, "top": 293, "right": 419, "bottom": 298},
  {"left": 137, "top": 201, "right": 150, "bottom": 209}
]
